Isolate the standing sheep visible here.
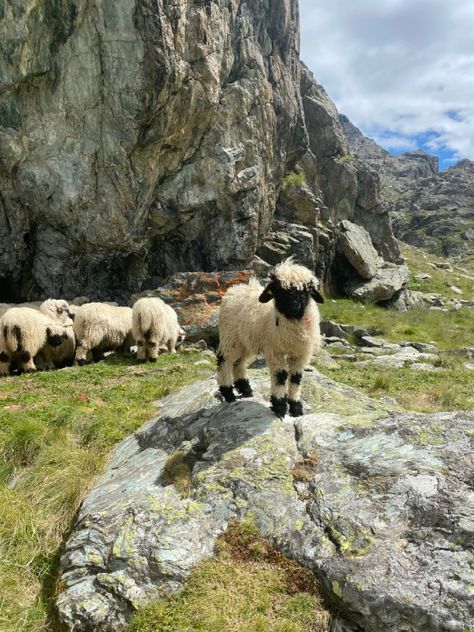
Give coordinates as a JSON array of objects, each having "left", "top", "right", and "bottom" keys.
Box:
[
  {"left": 217, "top": 259, "right": 324, "bottom": 417},
  {"left": 132, "top": 297, "right": 186, "bottom": 361},
  {"left": 73, "top": 303, "right": 134, "bottom": 365},
  {"left": 0, "top": 307, "right": 68, "bottom": 374}
]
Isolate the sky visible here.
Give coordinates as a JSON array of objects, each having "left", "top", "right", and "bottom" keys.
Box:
[{"left": 298, "top": 0, "right": 474, "bottom": 170}]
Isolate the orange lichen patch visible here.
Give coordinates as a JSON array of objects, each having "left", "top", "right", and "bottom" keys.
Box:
[{"left": 161, "top": 271, "right": 252, "bottom": 302}]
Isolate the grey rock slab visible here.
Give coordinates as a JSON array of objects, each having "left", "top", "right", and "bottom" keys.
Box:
[
  {"left": 57, "top": 370, "right": 474, "bottom": 631},
  {"left": 337, "top": 219, "right": 379, "bottom": 279},
  {"left": 346, "top": 265, "right": 410, "bottom": 303}
]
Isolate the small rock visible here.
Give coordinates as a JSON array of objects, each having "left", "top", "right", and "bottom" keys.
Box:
[
  {"left": 448, "top": 285, "right": 463, "bottom": 295},
  {"left": 324, "top": 336, "right": 351, "bottom": 347},
  {"left": 194, "top": 360, "right": 211, "bottom": 366},
  {"left": 433, "top": 262, "right": 453, "bottom": 271},
  {"left": 192, "top": 340, "right": 208, "bottom": 350},
  {"left": 414, "top": 273, "right": 432, "bottom": 281},
  {"left": 411, "top": 363, "right": 443, "bottom": 372}
]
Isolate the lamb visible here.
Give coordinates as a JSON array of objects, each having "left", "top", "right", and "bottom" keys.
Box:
[
  {"left": 73, "top": 303, "right": 134, "bottom": 365},
  {"left": 39, "top": 299, "right": 75, "bottom": 368},
  {"left": 132, "top": 297, "right": 186, "bottom": 361},
  {"left": 216, "top": 259, "right": 324, "bottom": 417},
  {"left": 0, "top": 307, "right": 68, "bottom": 374}
]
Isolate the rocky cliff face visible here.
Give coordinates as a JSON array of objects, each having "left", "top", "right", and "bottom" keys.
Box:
[
  {"left": 340, "top": 115, "right": 474, "bottom": 257},
  {"left": 0, "top": 0, "right": 304, "bottom": 300},
  {"left": 1, "top": 0, "right": 406, "bottom": 303}
]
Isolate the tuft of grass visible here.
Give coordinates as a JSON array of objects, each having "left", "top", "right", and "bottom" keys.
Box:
[
  {"left": 281, "top": 172, "right": 307, "bottom": 191},
  {"left": 160, "top": 449, "right": 196, "bottom": 497},
  {"left": 129, "top": 520, "right": 331, "bottom": 632},
  {"left": 0, "top": 352, "right": 211, "bottom": 631}
]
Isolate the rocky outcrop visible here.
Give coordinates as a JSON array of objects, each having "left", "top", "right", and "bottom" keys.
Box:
[
  {"left": 299, "top": 67, "right": 402, "bottom": 266},
  {"left": 0, "top": 0, "right": 304, "bottom": 300},
  {"left": 57, "top": 369, "right": 474, "bottom": 631},
  {"left": 340, "top": 115, "right": 474, "bottom": 257}
]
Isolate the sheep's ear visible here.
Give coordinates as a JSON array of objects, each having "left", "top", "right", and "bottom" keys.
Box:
[
  {"left": 259, "top": 283, "right": 275, "bottom": 303},
  {"left": 310, "top": 284, "right": 325, "bottom": 304}
]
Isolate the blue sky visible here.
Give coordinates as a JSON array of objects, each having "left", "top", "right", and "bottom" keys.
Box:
[{"left": 298, "top": 0, "right": 474, "bottom": 171}]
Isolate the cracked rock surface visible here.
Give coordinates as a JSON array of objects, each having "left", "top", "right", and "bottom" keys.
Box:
[
  {"left": 57, "top": 369, "right": 474, "bottom": 631},
  {"left": 0, "top": 0, "right": 303, "bottom": 300}
]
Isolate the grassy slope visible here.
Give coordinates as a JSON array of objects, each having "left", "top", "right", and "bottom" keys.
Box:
[
  {"left": 317, "top": 243, "right": 474, "bottom": 412},
  {"left": 0, "top": 353, "right": 210, "bottom": 631}
]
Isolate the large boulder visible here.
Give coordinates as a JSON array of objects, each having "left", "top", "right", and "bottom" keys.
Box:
[
  {"left": 346, "top": 264, "right": 410, "bottom": 303},
  {"left": 57, "top": 370, "right": 474, "bottom": 631},
  {"left": 337, "top": 219, "right": 379, "bottom": 280}
]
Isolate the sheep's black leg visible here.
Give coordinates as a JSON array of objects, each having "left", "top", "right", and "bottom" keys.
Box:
[
  {"left": 269, "top": 363, "right": 288, "bottom": 417},
  {"left": 270, "top": 394, "right": 288, "bottom": 417},
  {"left": 217, "top": 351, "right": 236, "bottom": 402},
  {"left": 219, "top": 385, "right": 236, "bottom": 402},
  {"left": 233, "top": 358, "right": 253, "bottom": 397},
  {"left": 288, "top": 357, "right": 307, "bottom": 417}
]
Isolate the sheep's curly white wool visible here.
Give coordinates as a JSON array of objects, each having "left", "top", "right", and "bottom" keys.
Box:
[
  {"left": 39, "top": 299, "right": 75, "bottom": 368},
  {"left": 73, "top": 303, "right": 134, "bottom": 364},
  {"left": 0, "top": 307, "right": 67, "bottom": 374},
  {"left": 216, "top": 259, "right": 323, "bottom": 417},
  {"left": 132, "top": 297, "right": 185, "bottom": 360}
]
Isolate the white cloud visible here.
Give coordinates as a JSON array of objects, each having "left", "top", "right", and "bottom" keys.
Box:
[{"left": 299, "top": 0, "right": 474, "bottom": 162}]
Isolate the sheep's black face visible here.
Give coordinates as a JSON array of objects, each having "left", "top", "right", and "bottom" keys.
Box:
[
  {"left": 274, "top": 286, "right": 310, "bottom": 319},
  {"left": 260, "top": 280, "right": 310, "bottom": 320}
]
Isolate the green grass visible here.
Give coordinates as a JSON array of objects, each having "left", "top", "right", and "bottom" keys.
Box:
[
  {"left": 129, "top": 521, "right": 331, "bottom": 632},
  {"left": 0, "top": 353, "right": 211, "bottom": 631},
  {"left": 320, "top": 297, "right": 474, "bottom": 351},
  {"left": 316, "top": 354, "right": 474, "bottom": 413},
  {"left": 401, "top": 242, "right": 474, "bottom": 297}
]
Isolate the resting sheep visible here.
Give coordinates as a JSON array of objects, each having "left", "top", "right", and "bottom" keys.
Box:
[
  {"left": 132, "top": 297, "right": 186, "bottom": 361},
  {"left": 216, "top": 259, "right": 324, "bottom": 417},
  {"left": 73, "top": 303, "right": 134, "bottom": 365},
  {"left": 0, "top": 307, "right": 68, "bottom": 374}
]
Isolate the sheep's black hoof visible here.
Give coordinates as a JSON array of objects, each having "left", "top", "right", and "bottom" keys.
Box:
[
  {"left": 288, "top": 399, "right": 304, "bottom": 417},
  {"left": 148, "top": 357, "right": 157, "bottom": 363},
  {"left": 76, "top": 359, "right": 87, "bottom": 366},
  {"left": 234, "top": 378, "right": 253, "bottom": 398},
  {"left": 219, "top": 385, "right": 236, "bottom": 402},
  {"left": 271, "top": 395, "right": 288, "bottom": 418}
]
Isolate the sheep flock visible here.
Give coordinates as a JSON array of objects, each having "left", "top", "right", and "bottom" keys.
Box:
[{"left": 1, "top": 259, "right": 324, "bottom": 418}]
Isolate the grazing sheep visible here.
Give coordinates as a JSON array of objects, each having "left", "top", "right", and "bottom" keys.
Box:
[
  {"left": 216, "top": 259, "right": 324, "bottom": 417},
  {"left": 0, "top": 307, "right": 68, "bottom": 374},
  {"left": 132, "top": 297, "right": 186, "bottom": 361},
  {"left": 73, "top": 303, "right": 134, "bottom": 365},
  {"left": 39, "top": 299, "right": 76, "bottom": 368}
]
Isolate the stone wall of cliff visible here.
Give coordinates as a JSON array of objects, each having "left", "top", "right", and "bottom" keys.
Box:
[
  {"left": 1, "top": 0, "right": 405, "bottom": 302},
  {"left": 1, "top": 0, "right": 304, "bottom": 300}
]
